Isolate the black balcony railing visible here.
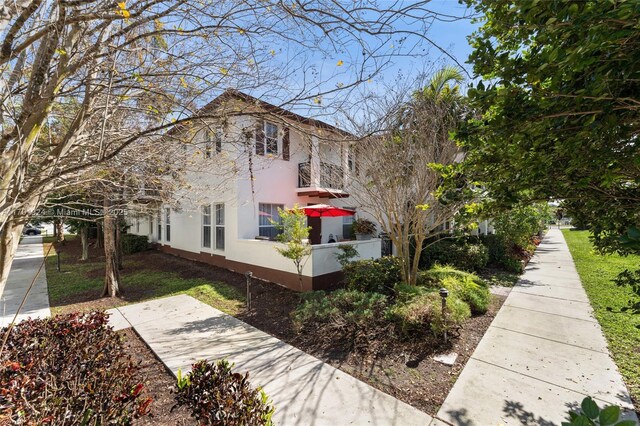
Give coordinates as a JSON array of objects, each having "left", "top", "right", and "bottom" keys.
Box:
[
  {"left": 297, "top": 162, "right": 344, "bottom": 190},
  {"left": 298, "top": 162, "right": 311, "bottom": 188}
]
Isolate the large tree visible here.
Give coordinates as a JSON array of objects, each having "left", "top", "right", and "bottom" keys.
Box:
[
  {"left": 460, "top": 0, "right": 639, "bottom": 253},
  {"left": 0, "top": 0, "right": 450, "bottom": 297},
  {"left": 350, "top": 67, "right": 470, "bottom": 285}
]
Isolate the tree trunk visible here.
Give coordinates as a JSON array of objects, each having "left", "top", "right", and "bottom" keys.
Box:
[
  {"left": 80, "top": 226, "right": 89, "bottom": 261},
  {"left": 116, "top": 215, "right": 123, "bottom": 270},
  {"left": 102, "top": 200, "right": 120, "bottom": 297},
  {"left": 0, "top": 221, "right": 24, "bottom": 298},
  {"left": 95, "top": 221, "right": 103, "bottom": 249},
  {"left": 54, "top": 219, "right": 65, "bottom": 244}
]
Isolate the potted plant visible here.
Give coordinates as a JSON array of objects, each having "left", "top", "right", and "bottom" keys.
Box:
[{"left": 352, "top": 218, "right": 376, "bottom": 240}]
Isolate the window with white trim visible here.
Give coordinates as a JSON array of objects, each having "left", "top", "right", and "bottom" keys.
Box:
[
  {"left": 203, "top": 128, "right": 222, "bottom": 158},
  {"left": 215, "top": 203, "right": 225, "bottom": 250},
  {"left": 258, "top": 203, "right": 283, "bottom": 239},
  {"left": 157, "top": 211, "right": 162, "bottom": 240},
  {"left": 165, "top": 208, "right": 171, "bottom": 242},
  {"left": 202, "top": 205, "right": 212, "bottom": 248},
  {"left": 265, "top": 122, "right": 278, "bottom": 155}
]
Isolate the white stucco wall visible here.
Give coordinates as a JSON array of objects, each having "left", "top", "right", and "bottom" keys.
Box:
[{"left": 126, "top": 107, "right": 386, "bottom": 281}]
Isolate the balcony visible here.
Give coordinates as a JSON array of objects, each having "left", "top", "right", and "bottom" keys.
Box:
[{"left": 297, "top": 162, "right": 349, "bottom": 198}]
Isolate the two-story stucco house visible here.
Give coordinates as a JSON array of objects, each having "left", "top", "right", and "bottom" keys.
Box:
[{"left": 127, "top": 90, "right": 383, "bottom": 291}]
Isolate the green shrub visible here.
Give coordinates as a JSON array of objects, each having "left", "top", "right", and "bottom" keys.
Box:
[
  {"left": 343, "top": 256, "right": 402, "bottom": 294},
  {"left": 335, "top": 244, "right": 359, "bottom": 267},
  {"left": 292, "top": 289, "right": 388, "bottom": 330},
  {"left": 441, "top": 276, "right": 490, "bottom": 315},
  {"left": 417, "top": 265, "right": 488, "bottom": 288},
  {"left": 0, "top": 312, "right": 152, "bottom": 424},
  {"left": 174, "top": 359, "right": 275, "bottom": 426},
  {"left": 502, "top": 256, "right": 524, "bottom": 273},
  {"left": 393, "top": 282, "right": 430, "bottom": 304},
  {"left": 480, "top": 234, "right": 525, "bottom": 273},
  {"left": 563, "top": 396, "right": 631, "bottom": 426},
  {"left": 419, "top": 265, "right": 490, "bottom": 315},
  {"left": 491, "top": 202, "right": 550, "bottom": 249},
  {"left": 122, "top": 233, "right": 149, "bottom": 254},
  {"left": 429, "top": 294, "right": 471, "bottom": 336},
  {"left": 481, "top": 234, "right": 508, "bottom": 265},
  {"left": 386, "top": 292, "right": 438, "bottom": 335},
  {"left": 386, "top": 292, "right": 471, "bottom": 336},
  {"left": 420, "top": 239, "right": 489, "bottom": 271}
]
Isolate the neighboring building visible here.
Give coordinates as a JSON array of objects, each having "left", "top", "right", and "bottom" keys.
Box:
[{"left": 127, "top": 90, "right": 381, "bottom": 291}]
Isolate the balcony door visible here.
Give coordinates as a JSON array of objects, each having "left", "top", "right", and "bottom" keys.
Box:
[{"left": 307, "top": 204, "right": 322, "bottom": 244}]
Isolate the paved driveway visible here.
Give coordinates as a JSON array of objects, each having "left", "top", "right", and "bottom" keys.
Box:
[{"left": 1, "top": 236, "right": 50, "bottom": 327}]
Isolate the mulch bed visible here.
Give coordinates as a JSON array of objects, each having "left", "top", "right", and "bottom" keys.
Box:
[
  {"left": 120, "top": 328, "right": 196, "bottom": 425},
  {"left": 50, "top": 237, "right": 505, "bottom": 417}
]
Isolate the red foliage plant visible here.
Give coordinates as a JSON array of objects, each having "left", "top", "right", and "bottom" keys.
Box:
[{"left": 0, "top": 311, "right": 151, "bottom": 425}]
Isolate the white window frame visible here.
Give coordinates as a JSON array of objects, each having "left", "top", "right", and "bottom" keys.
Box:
[
  {"left": 215, "top": 203, "right": 225, "bottom": 250},
  {"left": 157, "top": 211, "right": 162, "bottom": 241},
  {"left": 202, "top": 205, "right": 212, "bottom": 248},
  {"left": 258, "top": 203, "right": 284, "bottom": 239},
  {"left": 342, "top": 215, "right": 354, "bottom": 239},
  {"left": 265, "top": 122, "right": 278, "bottom": 155},
  {"left": 203, "top": 128, "right": 223, "bottom": 158},
  {"left": 165, "top": 207, "right": 171, "bottom": 242}
]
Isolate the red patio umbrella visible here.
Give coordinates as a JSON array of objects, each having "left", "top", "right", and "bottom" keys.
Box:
[{"left": 295, "top": 204, "right": 356, "bottom": 218}]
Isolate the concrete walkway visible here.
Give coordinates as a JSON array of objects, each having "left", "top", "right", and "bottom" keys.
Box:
[
  {"left": 1, "top": 236, "right": 50, "bottom": 327},
  {"left": 436, "top": 229, "right": 638, "bottom": 425},
  {"left": 108, "top": 294, "right": 434, "bottom": 425}
]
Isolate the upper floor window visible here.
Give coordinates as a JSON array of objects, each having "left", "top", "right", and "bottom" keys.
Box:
[
  {"left": 204, "top": 129, "right": 222, "bottom": 158},
  {"left": 256, "top": 121, "right": 278, "bottom": 156},
  {"left": 265, "top": 122, "right": 278, "bottom": 155}
]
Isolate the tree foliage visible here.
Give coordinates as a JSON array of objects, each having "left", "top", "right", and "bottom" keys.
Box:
[
  {"left": 350, "top": 66, "right": 472, "bottom": 285},
  {"left": 274, "top": 205, "right": 311, "bottom": 292},
  {"left": 0, "top": 0, "right": 446, "bottom": 297},
  {"left": 460, "top": 0, "right": 640, "bottom": 254}
]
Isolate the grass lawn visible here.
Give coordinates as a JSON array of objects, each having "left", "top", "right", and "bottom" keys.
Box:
[
  {"left": 562, "top": 229, "right": 640, "bottom": 406},
  {"left": 43, "top": 237, "right": 245, "bottom": 316}
]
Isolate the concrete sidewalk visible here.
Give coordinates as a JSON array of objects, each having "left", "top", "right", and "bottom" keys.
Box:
[
  {"left": 1, "top": 236, "right": 50, "bottom": 327},
  {"left": 436, "top": 229, "right": 638, "bottom": 425},
  {"left": 108, "top": 295, "right": 434, "bottom": 425}
]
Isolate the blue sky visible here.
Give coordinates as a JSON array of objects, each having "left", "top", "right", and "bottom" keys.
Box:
[
  {"left": 183, "top": 1, "right": 483, "bottom": 124},
  {"left": 286, "top": 0, "right": 484, "bottom": 126},
  {"left": 419, "top": 0, "right": 482, "bottom": 76}
]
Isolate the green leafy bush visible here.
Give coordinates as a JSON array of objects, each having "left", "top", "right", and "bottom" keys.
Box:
[
  {"left": 174, "top": 359, "right": 275, "bottom": 426},
  {"left": 420, "top": 238, "right": 489, "bottom": 271},
  {"left": 292, "top": 289, "right": 388, "bottom": 330},
  {"left": 501, "top": 256, "right": 524, "bottom": 273},
  {"left": 122, "top": 233, "right": 149, "bottom": 254},
  {"left": 564, "top": 396, "right": 633, "bottom": 426},
  {"left": 393, "top": 282, "right": 430, "bottom": 304},
  {"left": 441, "top": 275, "right": 490, "bottom": 315},
  {"left": 480, "top": 234, "right": 525, "bottom": 273},
  {"left": 342, "top": 256, "right": 402, "bottom": 294},
  {"left": 429, "top": 294, "right": 471, "bottom": 336},
  {"left": 0, "top": 312, "right": 152, "bottom": 424},
  {"left": 386, "top": 291, "right": 470, "bottom": 336},
  {"left": 419, "top": 265, "right": 491, "bottom": 314},
  {"left": 335, "top": 244, "right": 359, "bottom": 267},
  {"left": 492, "top": 202, "right": 550, "bottom": 250}
]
